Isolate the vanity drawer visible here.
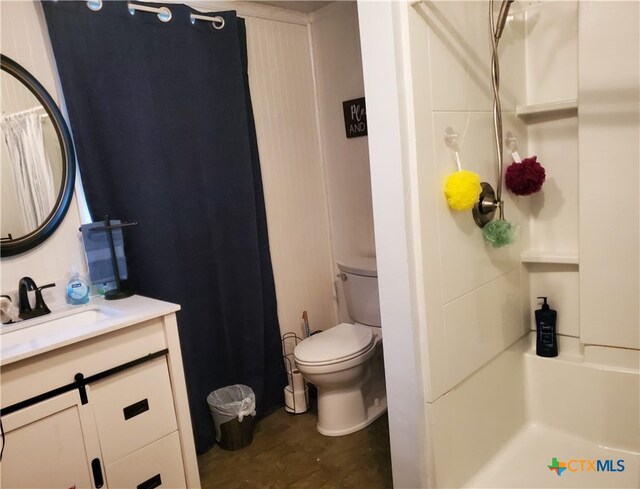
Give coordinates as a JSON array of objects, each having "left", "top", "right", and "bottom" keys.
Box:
[
  {"left": 90, "top": 356, "right": 177, "bottom": 464},
  {"left": 1, "top": 317, "right": 167, "bottom": 409},
  {"left": 105, "top": 431, "right": 186, "bottom": 489}
]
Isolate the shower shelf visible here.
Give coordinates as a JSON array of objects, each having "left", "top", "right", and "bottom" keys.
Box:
[
  {"left": 516, "top": 99, "right": 578, "bottom": 122},
  {"left": 520, "top": 250, "right": 579, "bottom": 265}
]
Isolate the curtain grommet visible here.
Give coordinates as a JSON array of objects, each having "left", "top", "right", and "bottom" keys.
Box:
[
  {"left": 156, "top": 7, "right": 172, "bottom": 23},
  {"left": 212, "top": 17, "right": 225, "bottom": 30},
  {"left": 86, "top": 0, "right": 103, "bottom": 12}
]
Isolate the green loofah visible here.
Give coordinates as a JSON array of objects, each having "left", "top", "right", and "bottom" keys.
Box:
[{"left": 483, "top": 219, "right": 516, "bottom": 248}]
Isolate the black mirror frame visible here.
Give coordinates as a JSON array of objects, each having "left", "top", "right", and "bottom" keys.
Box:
[{"left": 1, "top": 54, "right": 76, "bottom": 257}]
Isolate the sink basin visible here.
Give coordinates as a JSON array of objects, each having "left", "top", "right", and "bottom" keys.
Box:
[{"left": 1, "top": 305, "right": 118, "bottom": 351}]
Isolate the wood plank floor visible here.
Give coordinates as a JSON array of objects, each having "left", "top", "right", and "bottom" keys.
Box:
[{"left": 198, "top": 403, "right": 393, "bottom": 489}]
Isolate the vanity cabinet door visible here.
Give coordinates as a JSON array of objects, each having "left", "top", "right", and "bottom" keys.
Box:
[
  {"left": 89, "top": 356, "right": 178, "bottom": 464},
  {"left": 0, "top": 391, "right": 97, "bottom": 489}
]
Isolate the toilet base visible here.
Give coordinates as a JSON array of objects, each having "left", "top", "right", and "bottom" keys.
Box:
[
  {"left": 314, "top": 342, "right": 387, "bottom": 436},
  {"left": 317, "top": 395, "right": 387, "bottom": 436}
]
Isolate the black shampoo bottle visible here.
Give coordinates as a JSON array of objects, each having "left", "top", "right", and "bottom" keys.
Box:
[{"left": 535, "top": 297, "right": 558, "bottom": 357}]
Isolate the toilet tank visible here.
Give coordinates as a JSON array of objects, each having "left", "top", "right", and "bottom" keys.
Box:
[{"left": 337, "top": 256, "right": 381, "bottom": 327}]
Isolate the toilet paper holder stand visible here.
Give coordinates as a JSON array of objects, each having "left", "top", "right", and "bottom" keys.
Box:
[{"left": 282, "top": 332, "right": 309, "bottom": 414}]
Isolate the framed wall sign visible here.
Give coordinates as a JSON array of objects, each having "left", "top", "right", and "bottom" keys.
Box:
[{"left": 342, "top": 97, "right": 367, "bottom": 138}]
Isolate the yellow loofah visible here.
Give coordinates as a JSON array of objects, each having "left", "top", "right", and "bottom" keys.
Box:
[{"left": 444, "top": 170, "right": 482, "bottom": 210}]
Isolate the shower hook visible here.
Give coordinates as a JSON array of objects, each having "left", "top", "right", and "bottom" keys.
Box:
[
  {"left": 505, "top": 131, "right": 522, "bottom": 163},
  {"left": 444, "top": 127, "right": 463, "bottom": 172}
]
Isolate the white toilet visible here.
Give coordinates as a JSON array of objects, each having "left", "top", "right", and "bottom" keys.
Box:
[{"left": 294, "top": 256, "right": 386, "bottom": 436}]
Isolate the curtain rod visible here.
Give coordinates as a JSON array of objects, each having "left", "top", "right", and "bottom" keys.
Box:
[
  {"left": 1, "top": 106, "right": 48, "bottom": 120},
  {"left": 84, "top": 1, "right": 225, "bottom": 29}
]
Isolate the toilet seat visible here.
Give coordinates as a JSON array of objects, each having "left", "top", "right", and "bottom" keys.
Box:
[{"left": 294, "top": 323, "right": 375, "bottom": 367}]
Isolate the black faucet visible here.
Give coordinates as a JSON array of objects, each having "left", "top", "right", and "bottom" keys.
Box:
[{"left": 18, "top": 277, "right": 56, "bottom": 320}]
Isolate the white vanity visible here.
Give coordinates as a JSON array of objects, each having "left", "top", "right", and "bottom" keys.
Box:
[{"left": 0, "top": 295, "right": 200, "bottom": 489}]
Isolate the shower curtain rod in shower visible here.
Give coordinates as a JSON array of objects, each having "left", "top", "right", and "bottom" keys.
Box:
[
  {"left": 85, "top": 0, "right": 226, "bottom": 29},
  {"left": 1, "top": 106, "right": 49, "bottom": 120},
  {"left": 411, "top": 0, "right": 542, "bottom": 15}
]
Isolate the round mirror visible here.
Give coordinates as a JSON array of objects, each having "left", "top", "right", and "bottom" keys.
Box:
[{"left": 1, "top": 54, "right": 75, "bottom": 257}]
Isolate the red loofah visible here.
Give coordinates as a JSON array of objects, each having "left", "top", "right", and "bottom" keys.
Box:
[{"left": 505, "top": 156, "right": 546, "bottom": 196}]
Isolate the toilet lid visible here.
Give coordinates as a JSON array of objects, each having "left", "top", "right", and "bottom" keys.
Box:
[
  {"left": 294, "top": 323, "right": 374, "bottom": 365},
  {"left": 337, "top": 256, "right": 377, "bottom": 277}
]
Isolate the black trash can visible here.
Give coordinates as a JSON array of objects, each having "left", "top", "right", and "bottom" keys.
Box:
[{"left": 207, "top": 384, "right": 256, "bottom": 450}]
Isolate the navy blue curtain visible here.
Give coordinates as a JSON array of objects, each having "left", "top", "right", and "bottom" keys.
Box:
[{"left": 42, "top": 1, "right": 285, "bottom": 453}]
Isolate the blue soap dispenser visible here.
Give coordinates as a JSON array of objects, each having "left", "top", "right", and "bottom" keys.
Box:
[{"left": 535, "top": 297, "right": 557, "bottom": 357}]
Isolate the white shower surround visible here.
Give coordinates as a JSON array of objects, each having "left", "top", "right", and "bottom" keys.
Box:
[
  {"left": 431, "top": 334, "right": 640, "bottom": 488},
  {"left": 360, "top": 0, "right": 639, "bottom": 487}
]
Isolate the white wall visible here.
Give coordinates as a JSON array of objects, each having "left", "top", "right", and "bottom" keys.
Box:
[
  {"left": 358, "top": 3, "right": 428, "bottom": 488},
  {"left": 518, "top": 1, "right": 580, "bottom": 342},
  {"left": 311, "top": 2, "right": 375, "bottom": 261},
  {"left": 242, "top": 13, "right": 337, "bottom": 338},
  {"left": 521, "top": 0, "right": 639, "bottom": 351},
  {"left": 0, "top": 1, "right": 86, "bottom": 300},
  {"left": 310, "top": 1, "right": 375, "bottom": 321},
  {"left": 578, "top": 1, "right": 639, "bottom": 350}
]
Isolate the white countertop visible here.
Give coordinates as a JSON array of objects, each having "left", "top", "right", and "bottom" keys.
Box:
[{"left": 0, "top": 295, "right": 180, "bottom": 367}]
